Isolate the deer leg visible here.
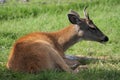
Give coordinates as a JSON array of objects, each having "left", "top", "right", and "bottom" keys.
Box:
[
  {"left": 65, "top": 54, "right": 89, "bottom": 73},
  {"left": 74, "top": 65, "right": 88, "bottom": 73},
  {"left": 52, "top": 54, "right": 72, "bottom": 73},
  {"left": 64, "top": 58, "right": 80, "bottom": 70},
  {"left": 49, "top": 49, "right": 73, "bottom": 73},
  {"left": 64, "top": 58, "right": 88, "bottom": 73}
]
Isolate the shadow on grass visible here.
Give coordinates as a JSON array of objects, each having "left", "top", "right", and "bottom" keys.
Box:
[
  {"left": 78, "top": 68, "right": 120, "bottom": 80},
  {"left": 0, "top": 32, "right": 19, "bottom": 40},
  {"left": 0, "top": 65, "right": 120, "bottom": 80}
]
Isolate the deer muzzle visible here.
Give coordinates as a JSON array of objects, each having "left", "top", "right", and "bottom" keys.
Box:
[{"left": 100, "top": 36, "right": 109, "bottom": 43}]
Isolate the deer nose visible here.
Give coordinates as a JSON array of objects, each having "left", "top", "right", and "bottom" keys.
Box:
[{"left": 101, "top": 36, "right": 109, "bottom": 42}]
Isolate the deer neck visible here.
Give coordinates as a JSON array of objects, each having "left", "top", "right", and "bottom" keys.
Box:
[{"left": 52, "top": 25, "right": 83, "bottom": 52}]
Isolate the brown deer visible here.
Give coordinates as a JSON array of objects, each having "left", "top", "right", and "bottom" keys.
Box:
[{"left": 7, "top": 7, "right": 109, "bottom": 73}]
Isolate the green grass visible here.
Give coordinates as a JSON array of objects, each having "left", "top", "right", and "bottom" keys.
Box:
[{"left": 0, "top": 0, "right": 120, "bottom": 80}]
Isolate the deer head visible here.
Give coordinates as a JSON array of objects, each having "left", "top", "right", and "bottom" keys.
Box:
[{"left": 68, "top": 7, "right": 109, "bottom": 43}]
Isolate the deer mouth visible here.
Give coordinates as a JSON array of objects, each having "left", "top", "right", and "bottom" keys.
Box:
[{"left": 100, "top": 36, "right": 109, "bottom": 43}]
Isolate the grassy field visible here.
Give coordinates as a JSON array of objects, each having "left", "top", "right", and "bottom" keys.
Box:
[{"left": 0, "top": 0, "right": 120, "bottom": 80}]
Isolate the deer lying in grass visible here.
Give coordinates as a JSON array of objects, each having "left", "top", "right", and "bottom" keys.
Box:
[{"left": 7, "top": 7, "right": 109, "bottom": 73}]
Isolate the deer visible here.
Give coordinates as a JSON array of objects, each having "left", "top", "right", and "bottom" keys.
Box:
[{"left": 6, "top": 7, "right": 109, "bottom": 73}]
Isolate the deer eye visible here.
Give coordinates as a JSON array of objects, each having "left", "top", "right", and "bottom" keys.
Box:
[
  {"left": 87, "top": 20, "right": 93, "bottom": 24},
  {"left": 91, "top": 27, "right": 96, "bottom": 30},
  {"left": 89, "top": 27, "right": 96, "bottom": 33}
]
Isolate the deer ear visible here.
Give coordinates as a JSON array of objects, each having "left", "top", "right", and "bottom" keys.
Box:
[{"left": 68, "top": 14, "right": 81, "bottom": 24}]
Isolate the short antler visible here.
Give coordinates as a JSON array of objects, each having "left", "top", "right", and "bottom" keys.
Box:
[{"left": 83, "top": 6, "right": 89, "bottom": 20}]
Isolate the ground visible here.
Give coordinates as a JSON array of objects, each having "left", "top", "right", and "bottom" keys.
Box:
[{"left": 0, "top": 0, "right": 120, "bottom": 80}]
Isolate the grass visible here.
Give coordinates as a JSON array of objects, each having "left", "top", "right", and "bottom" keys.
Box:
[{"left": 0, "top": 0, "right": 120, "bottom": 80}]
